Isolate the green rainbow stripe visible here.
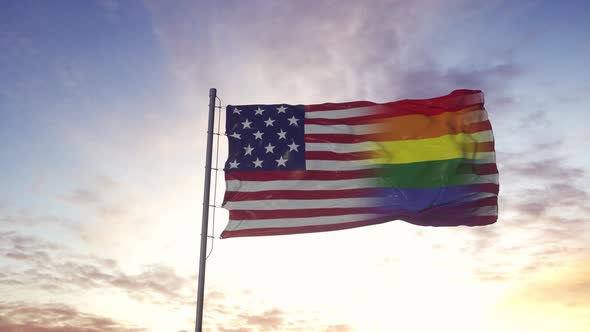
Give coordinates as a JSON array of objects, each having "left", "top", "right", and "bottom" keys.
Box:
[{"left": 375, "top": 159, "right": 497, "bottom": 189}]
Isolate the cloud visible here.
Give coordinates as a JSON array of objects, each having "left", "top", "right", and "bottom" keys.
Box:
[
  {"left": 241, "top": 308, "right": 284, "bottom": 330},
  {"left": 323, "top": 325, "right": 355, "bottom": 332},
  {"left": 0, "top": 231, "right": 195, "bottom": 306},
  {"left": 0, "top": 212, "right": 80, "bottom": 233},
  {"left": 393, "top": 63, "right": 525, "bottom": 100},
  {"left": 211, "top": 305, "right": 356, "bottom": 332},
  {"left": 505, "top": 259, "right": 590, "bottom": 308},
  {"left": 148, "top": 0, "right": 521, "bottom": 104},
  {"left": 0, "top": 302, "right": 146, "bottom": 332},
  {"left": 65, "top": 189, "right": 101, "bottom": 206},
  {"left": 504, "top": 157, "right": 585, "bottom": 181}
]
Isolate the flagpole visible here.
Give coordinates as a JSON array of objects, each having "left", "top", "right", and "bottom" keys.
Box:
[{"left": 195, "top": 87, "right": 217, "bottom": 332}]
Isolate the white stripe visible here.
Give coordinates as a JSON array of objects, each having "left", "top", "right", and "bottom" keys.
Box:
[
  {"left": 224, "top": 192, "right": 498, "bottom": 210},
  {"left": 225, "top": 197, "right": 383, "bottom": 210},
  {"left": 225, "top": 213, "right": 381, "bottom": 231},
  {"left": 226, "top": 178, "right": 378, "bottom": 192},
  {"left": 306, "top": 141, "right": 378, "bottom": 153},
  {"left": 465, "top": 130, "right": 494, "bottom": 142},
  {"left": 305, "top": 123, "right": 378, "bottom": 135},
  {"left": 225, "top": 174, "right": 499, "bottom": 193},
  {"left": 225, "top": 204, "right": 497, "bottom": 231},
  {"left": 475, "top": 205, "right": 498, "bottom": 216},
  {"left": 307, "top": 159, "right": 375, "bottom": 170},
  {"left": 464, "top": 109, "right": 488, "bottom": 123},
  {"left": 305, "top": 107, "right": 487, "bottom": 121},
  {"left": 305, "top": 105, "right": 488, "bottom": 123},
  {"left": 305, "top": 106, "right": 379, "bottom": 119}
]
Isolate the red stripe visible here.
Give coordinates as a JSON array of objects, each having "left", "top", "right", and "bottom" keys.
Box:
[
  {"left": 305, "top": 113, "right": 398, "bottom": 126},
  {"left": 305, "top": 90, "right": 484, "bottom": 116},
  {"left": 305, "top": 150, "right": 374, "bottom": 161},
  {"left": 305, "top": 133, "right": 376, "bottom": 144},
  {"left": 221, "top": 217, "right": 394, "bottom": 238},
  {"left": 230, "top": 207, "right": 378, "bottom": 220},
  {"left": 225, "top": 188, "right": 379, "bottom": 201},
  {"left": 464, "top": 120, "right": 492, "bottom": 133},
  {"left": 475, "top": 141, "right": 495, "bottom": 152},
  {"left": 225, "top": 183, "right": 499, "bottom": 202},
  {"left": 473, "top": 163, "right": 498, "bottom": 175},
  {"left": 224, "top": 183, "right": 499, "bottom": 202},
  {"left": 221, "top": 214, "right": 496, "bottom": 238},
  {"left": 225, "top": 169, "right": 379, "bottom": 181},
  {"left": 225, "top": 164, "right": 498, "bottom": 181},
  {"left": 229, "top": 196, "right": 497, "bottom": 220}
]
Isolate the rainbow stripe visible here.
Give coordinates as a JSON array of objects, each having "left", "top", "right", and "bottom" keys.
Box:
[{"left": 222, "top": 90, "right": 498, "bottom": 238}]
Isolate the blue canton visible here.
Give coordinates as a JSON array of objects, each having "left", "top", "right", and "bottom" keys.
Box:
[{"left": 225, "top": 104, "right": 306, "bottom": 171}]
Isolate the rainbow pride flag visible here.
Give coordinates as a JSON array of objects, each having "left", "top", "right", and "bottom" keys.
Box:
[{"left": 222, "top": 90, "right": 498, "bottom": 238}]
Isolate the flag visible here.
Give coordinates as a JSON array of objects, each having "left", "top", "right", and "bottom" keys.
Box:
[{"left": 221, "top": 90, "right": 498, "bottom": 238}]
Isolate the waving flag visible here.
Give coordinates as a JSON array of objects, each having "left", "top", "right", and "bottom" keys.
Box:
[{"left": 221, "top": 90, "right": 498, "bottom": 238}]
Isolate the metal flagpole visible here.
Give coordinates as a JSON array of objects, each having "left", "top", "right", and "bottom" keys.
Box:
[{"left": 195, "top": 88, "right": 217, "bottom": 332}]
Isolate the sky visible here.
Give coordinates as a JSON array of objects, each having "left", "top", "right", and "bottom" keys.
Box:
[{"left": 1, "top": 0, "right": 589, "bottom": 331}]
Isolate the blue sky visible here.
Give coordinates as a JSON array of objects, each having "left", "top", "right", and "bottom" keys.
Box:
[{"left": 1, "top": 1, "right": 589, "bottom": 331}]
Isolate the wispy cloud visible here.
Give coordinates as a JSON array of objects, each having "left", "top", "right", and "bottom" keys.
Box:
[
  {"left": 208, "top": 304, "right": 355, "bottom": 332},
  {"left": 0, "top": 302, "right": 146, "bottom": 332},
  {"left": 0, "top": 231, "right": 195, "bottom": 307}
]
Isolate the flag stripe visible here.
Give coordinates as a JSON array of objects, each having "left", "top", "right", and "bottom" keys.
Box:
[
  {"left": 305, "top": 130, "right": 494, "bottom": 146},
  {"left": 306, "top": 159, "right": 376, "bottom": 170},
  {"left": 225, "top": 197, "right": 388, "bottom": 210},
  {"left": 225, "top": 169, "right": 378, "bottom": 181},
  {"left": 307, "top": 153, "right": 496, "bottom": 169},
  {"left": 225, "top": 159, "right": 498, "bottom": 182},
  {"left": 224, "top": 183, "right": 499, "bottom": 201},
  {"left": 305, "top": 123, "right": 380, "bottom": 135},
  {"left": 304, "top": 121, "right": 492, "bottom": 143},
  {"left": 227, "top": 206, "right": 498, "bottom": 231},
  {"left": 305, "top": 141, "right": 494, "bottom": 156},
  {"left": 224, "top": 188, "right": 498, "bottom": 211},
  {"left": 305, "top": 150, "right": 377, "bottom": 161},
  {"left": 306, "top": 90, "right": 484, "bottom": 116},
  {"left": 305, "top": 130, "right": 494, "bottom": 155},
  {"left": 305, "top": 106, "right": 484, "bottom": 125},
  {"left": 229, "top": 196, "right": 497, "bottom": 220},
  {"left": 225, "top": 174, "right": 499, "bottom": 193},
  {"left": 222, "top": 214, "right": 497, "bottom": 238},
  {"left": 225, "top": 192, "right": 500, "bottom": 211},
  {"left": 306, "top": 108, "right": 489, "bottom": 139}
]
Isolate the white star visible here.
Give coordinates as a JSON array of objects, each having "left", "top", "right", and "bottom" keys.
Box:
[
  {"left": 253, "top": 130, "right": 264, "bottom": 140},
  {"left": 277, "top": 105, "right": 287, "bottom": 114},
  {"left": 244, "top": 144, "right": 254, "bottom": 155},
  {"left": 287, "top": 116, "right": 300, "bottom": 126},
  {"left": 264, "top": 143, "right": 276, "bottom": 154},
  {"left": 241, "top": 118, "right": 252, "bottom": 129},
  {"left": 232, "top": 107, "right": 242, "bottom": 114},
  {"left": 229, "top": 132, "right": 241, "bottom": 139},
  {"left": 264, "top": 117, "right": 275, "bottom": 127},
  {"left": 287, "top": 141, "right": 300, "bottom": 152},
  {"left": 229, "top": 160, "right": 240, "bottom": 169},
  {"left": 277, "top": 129, "right": 287, "bottom": 140},
  {"left": 254, "top": 107, "right": 265, "bottom": 116},
  {"left": 252, "top": 158, "right": 263, "bottom": 168},
  {"left": 276, "top": 156, "right": 287, "bottom": 167}
]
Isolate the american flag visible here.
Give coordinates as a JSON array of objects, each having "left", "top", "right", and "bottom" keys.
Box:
[{"left": 221, "top": 90, "right": 498, "bottom": 238}]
